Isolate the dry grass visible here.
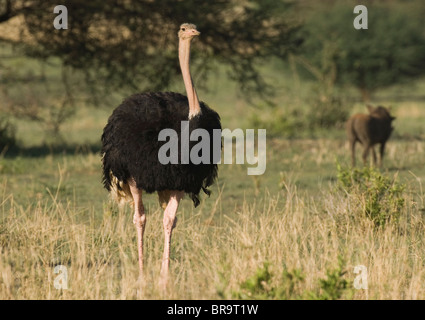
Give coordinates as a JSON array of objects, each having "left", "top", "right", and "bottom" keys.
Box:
[
  {"left": 1, "top": 96, "right": 424, "bottom": 299},
  {"left": 0, "top": 168, "right": 424, "bottom": 299}
]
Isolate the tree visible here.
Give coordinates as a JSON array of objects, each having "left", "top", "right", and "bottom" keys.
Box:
[
  {"left": 0, "top": 0, "right": 302, "bottom": 100},
  {"left": 295, "top": 1, "right": 425, "bottom": 101}
]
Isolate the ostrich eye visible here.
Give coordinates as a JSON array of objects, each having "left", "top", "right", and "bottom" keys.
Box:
[{"left": 181, "top": 27, "right": 186, "bottom": 31}]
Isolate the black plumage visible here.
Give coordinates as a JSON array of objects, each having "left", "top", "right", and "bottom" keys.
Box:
[{"left": 101, "top": 91, "right": 221, "bottom": 207}]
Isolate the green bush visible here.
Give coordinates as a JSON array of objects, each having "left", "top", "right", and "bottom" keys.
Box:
[
  {"left": 232, "top": 258, "right": 350, "bottom": 300},
  {"left": 249, "top": 95, "right": 349, "bottom": 138},
  {"left": 249, "top": 108, "right": 306, "bottom": 138},
  {"left": 232, "top": 262, "right": 275, "bottom": 299},
  {"left": 299, "top": 2, "right": 425, "bottom": 99},
  {"left": 307, "top": 96, "right": 349, "bottom": 129},
  {"left": 337, "top": 165, "right": 405, "bottom": 227},
  {"left": 306, "top": 257, "right": 350, "bottom": 300}
]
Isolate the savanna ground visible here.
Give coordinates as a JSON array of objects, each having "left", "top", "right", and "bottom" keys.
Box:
[{"left": 1, "top": 51, "right": 425, "bottom": 299}]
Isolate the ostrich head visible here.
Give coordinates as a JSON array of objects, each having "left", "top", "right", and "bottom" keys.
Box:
[{"left": 178, "top": 23, "right": 200, "bottom": 40}]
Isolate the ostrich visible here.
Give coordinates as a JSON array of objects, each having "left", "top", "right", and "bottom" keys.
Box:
[{"left": 101, "top": 23, "right": 221, "bottom": 286}]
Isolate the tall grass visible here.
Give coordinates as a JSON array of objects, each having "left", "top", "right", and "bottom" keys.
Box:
[{"left": 1, "top": 168, "right": 424, "bottom": 299}]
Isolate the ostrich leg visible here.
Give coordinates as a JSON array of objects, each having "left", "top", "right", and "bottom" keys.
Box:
[
  {"left": 160, "top": 190, "right": 184, "bottom": 288},
  {"left": 129, "top": 181, "right": 146, "bottom": 278}
]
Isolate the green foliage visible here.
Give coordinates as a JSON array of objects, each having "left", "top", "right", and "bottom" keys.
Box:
[
  {"left": 306, "top": 257, "right": 350, "bottom": 300},
  {"left": 1, "top": 0, "right": 301, "bottom": 98},
  {"left": 298, "top": 1, "right": 425, "bottom": 98},
  {"left": 307, "top": 96, "right": 349, "bottom": 129},
  {"left": 232, "top": 258, "right": 351, "bottom": 300},
  {"left": 232, "top": 262, "right": 275, "bottom": 299},
  {"left": 0, "top": 46, "right": 86, "bottom": 140},
  {"left": 337, "top": 165, "right": 406, "bottom": 227},
  {"left": 250, "top": 96, "right": 349, "bottom": 138},
  {"left": 250, "top": 108, "right": 306, "bottom": 138}
]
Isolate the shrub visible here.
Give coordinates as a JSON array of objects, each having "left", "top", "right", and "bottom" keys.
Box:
[
  {"left": 232, "top": 258, "right": 350, "bottom": 300},
  {"left": 307, "top": 96, "right": 349, "bottom": 129},
  {"left": 249, "top": 95, "right": 349, "bottom": 138},
  {"left": 249, "top": 108, "right": 306, "bottom": 138},
  {"left": 337, "top": 165, "right": 405, "bottom": 227},
  {"left": 306, "top": 257, "right": 350, "bottom": 300}
]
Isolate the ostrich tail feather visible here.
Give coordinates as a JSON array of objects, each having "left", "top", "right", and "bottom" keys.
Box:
[{"left": 109, "top": 174, "right": 133, "bottom": 207}]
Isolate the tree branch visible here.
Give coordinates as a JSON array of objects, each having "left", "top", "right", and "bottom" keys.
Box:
[{"left": 0, "top": 0, "right": 12, "bottom": 23}]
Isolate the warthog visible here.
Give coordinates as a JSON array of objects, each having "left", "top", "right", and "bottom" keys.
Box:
[{"left": 346, "top": 105, "right": 395, "bottom": 167}]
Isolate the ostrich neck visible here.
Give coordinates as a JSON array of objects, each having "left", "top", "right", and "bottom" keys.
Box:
[{"left": 179, "top": 38, "right": 201, "bottom": 119}]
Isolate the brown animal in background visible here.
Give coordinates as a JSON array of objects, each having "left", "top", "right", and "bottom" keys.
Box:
[{"left": 346, "top": 105, "right": 395, "bottom": 167}]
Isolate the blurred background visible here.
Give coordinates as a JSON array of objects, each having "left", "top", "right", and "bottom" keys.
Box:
[
  {"left": 0, "top": 0, "right": 424, "bottom": 206},
  {"left": 1, "top": 0, "right": 424, "bottom": 209},
  {"left": 1, "top": 0, "right": 424, "bottom": 149}
]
